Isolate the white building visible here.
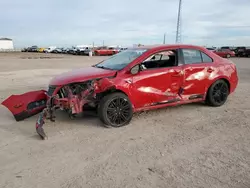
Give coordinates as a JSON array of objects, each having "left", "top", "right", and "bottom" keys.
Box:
[{"left": 0, "top": 38, "right": 14, "bottom": 50}]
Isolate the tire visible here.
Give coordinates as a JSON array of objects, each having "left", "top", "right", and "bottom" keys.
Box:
[
  {"left": 226, "top": 54, "right": 231, "bottom": 58},
  {"left": 206, "top": 79, "right": 229, "bottom": 107},
  {"left": 98, "top": 92, "right": 133, "bottom": 128}
]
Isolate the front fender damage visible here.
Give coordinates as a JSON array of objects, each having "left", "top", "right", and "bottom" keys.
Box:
[{"left": 35, "top": 77, "right": 116, "bottom": 140}]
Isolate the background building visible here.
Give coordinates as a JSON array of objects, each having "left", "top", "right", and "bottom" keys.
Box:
[{"left": 0, "top": 38, "right": 14, "bottom": 50}]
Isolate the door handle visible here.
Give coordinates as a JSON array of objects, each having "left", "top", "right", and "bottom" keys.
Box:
[{"left": 207, "top": 68, "right": 214, "bottom": 73}]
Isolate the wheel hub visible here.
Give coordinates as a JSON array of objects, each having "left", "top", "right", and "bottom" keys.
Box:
[{"left": 215, "top": 90, "right": 221, "bottom": 96}]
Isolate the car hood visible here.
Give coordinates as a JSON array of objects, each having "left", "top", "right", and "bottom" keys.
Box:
[{"left": 49, "top": 66, "right": 117, "bottom": 86}]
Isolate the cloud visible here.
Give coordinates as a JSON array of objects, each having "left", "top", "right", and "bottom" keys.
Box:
[{"left": 1, "top": 0, "right": 250, "bottom": 48}]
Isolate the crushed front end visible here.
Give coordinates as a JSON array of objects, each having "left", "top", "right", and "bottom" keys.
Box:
[
  {"left": 1, "top": 77, "right": 116, "bottom": 140},
  {"left": 36, "top": 80, "right": 101, "bottom": 139}
]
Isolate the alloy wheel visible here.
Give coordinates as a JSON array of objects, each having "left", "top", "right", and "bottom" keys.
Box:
[
  {"left": 106, "top": 97, "right": 131, "bottom": 125},
  {"left": 211, "top": 82, "right": 228, "bottom": 104}
]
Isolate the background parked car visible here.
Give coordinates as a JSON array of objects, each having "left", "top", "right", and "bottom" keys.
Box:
[
  {"left": 51, "top": 48, "right": 63, "bottom": 54},
  {"left": 94, "top": 46, "right": 119, "bottom": 56},
  {"left": 77, "top": 47, "right": 94, "bottom": 55},
  {"left": 26, "top": 46, "right": 38, "bottom": 52},
  {"left": 214, "top": 48, "right": 235, "bottom": 58},
  {"left": 21, "top": 48, "right": 27, "bottom": 52},
  {"left": 61, "top": 48, "right": 70, "bottom": 54},
  {"left": 236, "top": 46, "right": 250, "bottom": 57},
  {"left": 221, "top": 46, "right": 235, "bottom": 50},
  {"left": 206, "top": 47, "right": 216, "bottom": 52},
  {"left": 117, "top": 47, "right": 128, "bottom": 52},
  {"left": 68, "top": 47, "right": 79, "bottom": 55},
  {"left": 37, "top": 48, "right": 45, "bottom": 53},
  {"left": 242, "top": 47, "right": 250, "bottom": 57},
  {"left": 44, "top": 46, "right": 57, "bottom": 53},
  {"left": 76, "top": 45, "right": 90, "bottom": 55}
]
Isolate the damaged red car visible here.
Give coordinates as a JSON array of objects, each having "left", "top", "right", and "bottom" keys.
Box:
[{"left": 1, "top": 44, "right": 238, "bottom": 139}]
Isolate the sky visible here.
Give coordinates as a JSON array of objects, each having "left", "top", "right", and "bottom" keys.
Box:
[{"left": 1, "top": 0, "right": 250, "bottom": 48}]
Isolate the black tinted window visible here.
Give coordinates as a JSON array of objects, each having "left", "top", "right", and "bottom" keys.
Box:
[
  {"left": 182, "top": 49, "right": 202, "bottom": 64},
  {"left": 201, "top": 52, "right": 213, "bottom": 62}
]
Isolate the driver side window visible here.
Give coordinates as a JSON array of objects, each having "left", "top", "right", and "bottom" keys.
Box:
[{"left": 141, "top": 49, "right": 178, "bottom": 70}]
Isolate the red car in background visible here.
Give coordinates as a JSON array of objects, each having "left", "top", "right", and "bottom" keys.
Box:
[
  {"left": 214, "top": 48, "right": 235, "bottom": 58},
  {"left": 1, "top": 44, "right": 238, "bottom": 139},
  {"left": 94, "top": 46, "right": 119, "bottom": 56}
]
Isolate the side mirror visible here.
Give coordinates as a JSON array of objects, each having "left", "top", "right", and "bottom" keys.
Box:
[{"left": 130, "top": 64, "right": 140, "bottom": 75}]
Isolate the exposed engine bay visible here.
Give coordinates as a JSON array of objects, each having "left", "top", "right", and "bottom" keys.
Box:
[
  {"left": 35, "top": 78, "right": 115, "bottom": 140},
  {"left": 36, "top": 80, "right": 97, "bottom": 139}
]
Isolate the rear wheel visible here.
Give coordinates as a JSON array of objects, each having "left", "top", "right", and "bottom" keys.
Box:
[
  {"left": 206, "top": 79, "right": 229, "bottom": 107},
  {"left": 98, "top": 92, "right": 133, "bottom": 127},
  {"left": 226, "top": 54, "right": 231, "bottom": 58}
]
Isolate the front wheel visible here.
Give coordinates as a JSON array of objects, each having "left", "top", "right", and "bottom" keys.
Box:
[
  {"left": 226, "top": 54, "right": 231, "bottom": 58},
  {"left": 206, "top": 79, "right": 229, "bottom": 107},
  {"left": 98, "top": 92, "right": 133, "bottom": 127}
]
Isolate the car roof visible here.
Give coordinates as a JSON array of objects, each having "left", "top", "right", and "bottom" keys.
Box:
[{"left": 132, "top": 44, "right": 207, "bottom": 51}]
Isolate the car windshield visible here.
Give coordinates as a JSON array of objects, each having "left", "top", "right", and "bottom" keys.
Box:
[{"left": 94, "top": 49, "right": 148, "bottom": 70}]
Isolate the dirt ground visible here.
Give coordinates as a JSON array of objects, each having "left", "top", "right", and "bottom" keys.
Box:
[{"left": 0, "top": 52, "right": 249, "bottom": 188}]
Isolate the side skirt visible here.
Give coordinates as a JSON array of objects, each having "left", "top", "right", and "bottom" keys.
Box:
[
  {"left": 188, "top": 94, "right": 204, "bottom": 100},
  {"left": 150, "top": 98, "right": 181, "bottom": 106},
  {"left": 134, "top": 97, "right": 204, "bottom": 113}
]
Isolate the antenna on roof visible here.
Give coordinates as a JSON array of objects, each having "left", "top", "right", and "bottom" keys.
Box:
[{"left": 175, "top": 0, "right": 182, "bottom": 44}]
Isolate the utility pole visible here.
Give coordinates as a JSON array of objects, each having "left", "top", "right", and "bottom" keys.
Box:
[
  {"left": 175, "top": 0, "right": 182, "bottom": 43},
  {"left": 102, "top": 40, "right": 104, "bottom": 46},
  {"left": 163, "top": 33, "right": 166, "bottom": 44}
]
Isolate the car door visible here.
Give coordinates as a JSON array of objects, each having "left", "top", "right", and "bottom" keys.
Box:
[
  {"left": 130, "top": 49, "right": 184, "bottom": 109},
  {"left": 180, "top": 48, "right": 214, "bottom": 100}
]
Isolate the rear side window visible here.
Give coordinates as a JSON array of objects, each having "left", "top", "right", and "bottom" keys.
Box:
[
  {"left": 182, "top": 49, "right": 213, "bottom": 64},
  {"left": 201, "top": 52, "right": 213, "bottom": 62},
  {"left": 182, "top": 49, "right": 202, "bottom": 64}
]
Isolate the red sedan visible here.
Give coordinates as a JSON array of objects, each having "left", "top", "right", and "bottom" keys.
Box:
[
  {"left": 214, "top": 48, "right": 235, "bottom": 58},
  {"left": 94, "top": 46, "right": 119, "bottom": 56},
  {"left": 2, "top": 44, "right": 238, "bottom": 139}
]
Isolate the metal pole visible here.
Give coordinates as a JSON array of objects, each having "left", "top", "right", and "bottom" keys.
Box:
[
  {"left": 175, "top": 0, "right": 182, "bottom": 43},
  {"left": 163, "top": 33, "right": 166, "bottom": 44}
]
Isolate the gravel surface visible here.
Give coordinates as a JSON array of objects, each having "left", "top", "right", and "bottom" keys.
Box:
[{"left": 0, "top": 53, "right": 249, "bottom": 188}]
